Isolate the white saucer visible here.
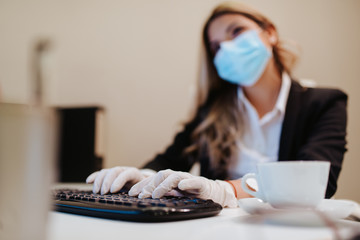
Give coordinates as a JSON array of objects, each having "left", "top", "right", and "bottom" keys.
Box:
[{"left": 238, "top": 198, "right": 357, "bottom": 220}]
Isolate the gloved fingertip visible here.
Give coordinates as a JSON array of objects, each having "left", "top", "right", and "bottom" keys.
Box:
[
  {"left": 152, "top": 191, "right": 161, "bottom": 199},
  {"left": 178, "top": 179, "right": 190, "bottom": 190},
  {"left": 100, "top": 183, "right": 109, "bottom": 194},
  {"left": 95, "top": 179, "right": 105, "bottom": 193},
  {"left": 110, "top": 184, "right": 120, "bottom": 193},
  {"left": 128, "top": 184, "right": 141, "bottom": 196},
  {"left": 87, "top": 177, "right": 95, "bottom": 184},
  {"left": 129, "top": 187, "right": 140, "bottom": 196},
  {"left": 138, "top": 192, "right": 151, "bottom": 199},
  {"left": 86, "top": 172, "right": 98, "bottom": 184},
  {"left": 128, "top": 189, "right": 136, "bottom": 196}
]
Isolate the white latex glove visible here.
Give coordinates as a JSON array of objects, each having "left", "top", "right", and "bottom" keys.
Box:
[
  {"left": 128, "top": 169, "right": 238, "bottom": 208},
  {"left": 86, "top": 167, "right": 156, "bottom": 195}
]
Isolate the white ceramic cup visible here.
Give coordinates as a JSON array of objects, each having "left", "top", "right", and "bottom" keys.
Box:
[{"left": 241, "top": 161, "right": 330, "bottom": 209}]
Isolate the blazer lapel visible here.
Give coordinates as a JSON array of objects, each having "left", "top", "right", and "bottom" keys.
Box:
[{"left": 278, "top": 80, "right": 304, "bottom": 161}]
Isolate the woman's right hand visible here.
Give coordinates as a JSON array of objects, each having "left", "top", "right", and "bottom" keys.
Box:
[{"left": 86, "top": 167, "right": 155, "bottom": 195}]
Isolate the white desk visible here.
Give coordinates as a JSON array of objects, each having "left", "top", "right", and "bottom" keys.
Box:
[
  {"left": 46, "top": 205, "right": 360, "bottom": 240},
  {"left": 47, "top": 184, "right": 360, "bottom": 240}
]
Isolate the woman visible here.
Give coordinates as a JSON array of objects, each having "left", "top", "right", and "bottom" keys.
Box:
[{"left": 86, "top": 2, "right": 347, "bottom": 208}]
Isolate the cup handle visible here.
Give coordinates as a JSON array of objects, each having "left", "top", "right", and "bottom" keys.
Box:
[{"left": 241, "top": 173, "right": 263, "bottom": 200}]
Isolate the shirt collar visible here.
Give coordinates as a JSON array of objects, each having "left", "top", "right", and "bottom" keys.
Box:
[{"left": 275, "top": 72, "right": 291, "bottom": 115}]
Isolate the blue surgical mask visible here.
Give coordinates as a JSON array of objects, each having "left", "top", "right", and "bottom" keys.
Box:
[{"left": 213, "top": 29, "right": 272, "bottom": 86}]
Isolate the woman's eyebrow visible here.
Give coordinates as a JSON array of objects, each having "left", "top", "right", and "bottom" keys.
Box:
[{"left": 226, "top": 22, "right": 238, "bottom": 34}]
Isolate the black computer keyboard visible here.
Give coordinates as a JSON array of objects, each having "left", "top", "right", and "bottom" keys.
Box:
[{"left": 53, "top": 189, "right": 222, "bottom": 222}]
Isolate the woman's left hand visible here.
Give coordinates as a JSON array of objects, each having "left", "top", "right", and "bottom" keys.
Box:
[{"left": 128, "top": 169, "right": 238, "bottom": 208}]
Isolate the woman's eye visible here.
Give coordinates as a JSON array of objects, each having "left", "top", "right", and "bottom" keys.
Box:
[{"left": 232, "top": 27, "right": 244, "bottom": 37}]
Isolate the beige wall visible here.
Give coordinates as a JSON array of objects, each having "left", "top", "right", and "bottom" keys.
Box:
[{"left": 1, "top": 0, "right": 359, "bottom": 201}]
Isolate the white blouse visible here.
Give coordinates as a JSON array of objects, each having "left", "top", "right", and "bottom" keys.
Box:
[{"left": 229, "top": 72, "right": 291, "bottom": 179}]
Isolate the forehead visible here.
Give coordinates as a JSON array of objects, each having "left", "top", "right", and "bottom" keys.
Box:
[{"left": 207, "top": 14, "right": 259, "bottom": 41}]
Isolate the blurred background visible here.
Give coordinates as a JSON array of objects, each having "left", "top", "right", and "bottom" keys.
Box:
[{"left": 0, "top": 0, "right": 359, "bottom": 201}]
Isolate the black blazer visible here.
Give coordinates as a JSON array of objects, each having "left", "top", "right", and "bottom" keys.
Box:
[{"left": 143, "top": 81, "right": 348, "bottom": 198}]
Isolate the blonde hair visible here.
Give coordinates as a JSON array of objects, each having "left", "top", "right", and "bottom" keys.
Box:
[{"left": 185, "top": 2, "right": 299, "bottom": 177}]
